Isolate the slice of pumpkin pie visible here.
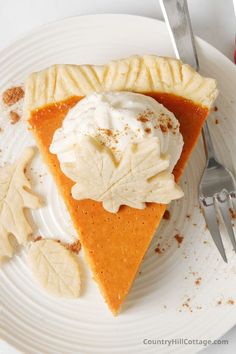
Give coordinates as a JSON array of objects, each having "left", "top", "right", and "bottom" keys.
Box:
[{"left": 24, "top": 55, "right": 218, "bottom": 314}]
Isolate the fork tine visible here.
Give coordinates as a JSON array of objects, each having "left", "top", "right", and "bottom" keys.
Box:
[
  {"left": 201, "top": 198, "right": 227, "bottom": 263},
  {"left": 216, "top": 193, "right": 236, "bottom": 252}
]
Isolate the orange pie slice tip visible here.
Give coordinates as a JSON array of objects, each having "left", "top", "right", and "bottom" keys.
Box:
[{"left": 24, "top": 55, "right": 218, "bottom": 314}]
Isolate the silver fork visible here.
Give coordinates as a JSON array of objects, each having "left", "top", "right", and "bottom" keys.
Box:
[{"left": 160, "top": 0, "right": 236, "bottom": 262}]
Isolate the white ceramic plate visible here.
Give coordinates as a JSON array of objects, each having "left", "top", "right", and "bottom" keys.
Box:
[{"left": 1, "top": 14, "right": 236, "bottom": 354}]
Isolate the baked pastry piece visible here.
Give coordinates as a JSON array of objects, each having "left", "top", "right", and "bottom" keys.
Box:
[{"left": 24, "top": 55, "right": 218, "bottom": 314}]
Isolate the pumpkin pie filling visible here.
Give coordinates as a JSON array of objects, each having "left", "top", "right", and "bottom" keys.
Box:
[{"left": 29, "top": 92, "right": 208, "bottom": 314}]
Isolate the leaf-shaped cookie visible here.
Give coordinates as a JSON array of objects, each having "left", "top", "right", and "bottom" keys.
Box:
[
  {"left": 62, "top": 136, "right": 183, "bottom": 213},
  {"left": 28, "top": 239, "right": 81, "bottom": 298},
  {"left": 0, "top": 147, "right": 41, "bottom": 258}
]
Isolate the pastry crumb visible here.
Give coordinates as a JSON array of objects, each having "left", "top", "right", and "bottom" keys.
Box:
[
  {"left": 10, "top": 111, "right": 21, "bottom": 124},
  {"left": 163, "top": 210, "right": 171, "bottom": 220},
  {"left": 215, "top": 118, "right": 219, "bottom": 125},
  {"left": 2, "top": 86, "right": 24, "bottom": 106},
  {"left": 213, "top": 106, "right": 218, "bottom": 112}
]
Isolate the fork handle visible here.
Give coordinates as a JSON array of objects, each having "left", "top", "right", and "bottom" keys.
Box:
[
  {"left": 159, "top": 0, "right": 199, "bottom": 70},
  {"left": 160, "top": 0, "right": 217, "bottom": 162},
  {"left": 202, "top": 121, "right": 217, "bottom": 162}
]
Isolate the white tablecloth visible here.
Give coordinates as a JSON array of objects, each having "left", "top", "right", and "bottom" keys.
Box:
[{"left": 0, "top": 0, "right": 235, "bottom": 353}]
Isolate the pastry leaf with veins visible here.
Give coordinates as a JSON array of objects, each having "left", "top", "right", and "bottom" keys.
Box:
[
  {"left": 0, "top": 147, "right": 41, "bottom": 258},
  {"left": 28, "top": 239, "right": 81, "bottom": 298},
  {"left": 62, "top": 136, "right": 183, "bottom": 213}
]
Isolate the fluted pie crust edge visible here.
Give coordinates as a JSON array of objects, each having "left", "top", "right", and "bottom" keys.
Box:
[{"left": 24, "top": 55, "right": 218, "bottom": 118}]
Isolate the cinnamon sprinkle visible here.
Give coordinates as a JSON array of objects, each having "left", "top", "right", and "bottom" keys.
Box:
[
  {"left": 2, "top": 86, "right": 24, "bottom": 106},
  {"left": 174, "top": 234, "right": 184, "bottom": 247},
  {"left": 145, "top": 127, "right": 151, "bottom": 134},
  {"left": 34, "top": 237, "right": 81, "bottom": 254},
  {"left": 34, "top": 236, "right": 43, "bottom": 242},
  {"left": 10, "top": 111, "right": 20, "bottom": 124},
  {"left": 195, "top": 277, "right": 202, "bottom": 286},
  {"left": 137, "top": 115, "right": 149, "bottom": 123},
  {"left": 154, "top": 244, "right": 162, "bottom": 254},
  {"left": 227, "top": 299, "right": 234, "bottom": 305},
  {"left": 64, "top": 240, "right": 81, "bottom": 254},
  {"left": 98, "top": 128, "right": 113, "bottom": 136},
  {"left": 229, "top": 208, "right": 236, "bottom": 219},
  {"left": 58, "top": 239, "right": 81, "bottom": 254},
  {"left": 160, "top": 124, "right": 168, "bottom": 133}
]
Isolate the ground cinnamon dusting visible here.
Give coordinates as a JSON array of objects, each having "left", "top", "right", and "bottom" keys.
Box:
[
  {"left": 174, "top": 234, "right": 184, "bottom": 247},
  {"left": 57, "top": 239, "right": 81, "bottom": 254},
  {"left": 229, "top": 208, "right": 236, "bottom": 219},
  {"left": 2, "top": 86, "right": 24, "bottom": 106},
  {"left": 104, "top": 129, "right": 112, "bottom": 136},
  {"left": 160, "top": 124, "right": 168, "bottom": 133},
  {"left": 154, "top": 244, "right": 162, "bottom": 254},
  {"left": 34, "top": 236, "right": 81, "bottom": 254},
  {"left": 137, "top": 109, "right": 153, "bottom": 123},
  {"left": 65, "top": 240, "right": 81, "bottom": 254},
  {"left": 227, "top": 299, "right": 234, "bottom": 305},
  {"left": 34, "top": 236, "right": 43, "bottom": 242},
  {"left": 10, "top": 111, "right": 20, "bottom": 124},
  {"left": 137, "top": 115, "right": 149, "bottom": 123},
  {"left": 163, "top": 210, "right": 171, "bottom": 220},
  {"left": 145, "top": 127, "right": 151, "bottom": 134},
  {"left": 195, "top": 277, "right": 202, "bottom": 286}
]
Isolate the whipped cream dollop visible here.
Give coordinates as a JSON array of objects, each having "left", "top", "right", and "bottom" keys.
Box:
[{"left": 50, "top": 92, "right": 183, "bottom": 172}]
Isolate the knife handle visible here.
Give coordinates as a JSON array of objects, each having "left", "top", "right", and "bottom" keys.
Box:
[{"left": 159, "top": 0, "right": 199, "bottom": 70}]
